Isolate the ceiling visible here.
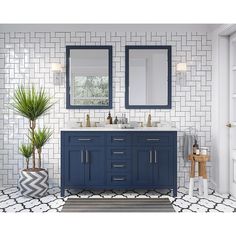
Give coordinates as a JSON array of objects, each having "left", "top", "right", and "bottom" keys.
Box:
[{"left": 0, "top": 24, "right": 222, "bottom": 33}]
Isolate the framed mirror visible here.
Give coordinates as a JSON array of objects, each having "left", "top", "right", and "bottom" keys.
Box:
[
  {"left": 66, "top": 45, "right": 112, "bottom": 109},
  {"left": 125, "top": 45, "right": 171, "bottom": 109}
]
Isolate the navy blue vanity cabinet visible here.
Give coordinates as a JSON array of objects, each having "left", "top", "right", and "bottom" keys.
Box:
[
  {"left": 61, "top": 131, "right": 177, "bottom": 197},
  {"left": 133, "top": 146, "right": 174, "bottom": 187},
  {"left": 61, "top": 131, "right": 106, "bottom": 196},
  {"left": 132, "top": 132, "right": 177, "bottom": 196}
]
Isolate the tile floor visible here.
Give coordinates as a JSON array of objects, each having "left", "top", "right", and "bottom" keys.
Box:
[{"left": 0, "top": 186, "right": 236, "bottom": 212}]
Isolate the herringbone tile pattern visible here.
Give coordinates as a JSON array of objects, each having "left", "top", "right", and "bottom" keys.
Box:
[{"left": 0, "top": 31, "right": 212, "bottom": 187}]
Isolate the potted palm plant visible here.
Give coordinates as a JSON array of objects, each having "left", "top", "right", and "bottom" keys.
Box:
[
  {"left": 12, "top": 86, "right": 53, "bottom": 198},
  {"left": 19, "top": 144, "right": 33, "bottom": 170}
]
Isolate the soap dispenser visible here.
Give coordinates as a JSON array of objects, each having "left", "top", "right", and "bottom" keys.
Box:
[
  {"left": 114, "top": 116, "right": 118, "bottom": 124},
  {"left": 107, "top": 111, "right": 112, "bottom": 124}
]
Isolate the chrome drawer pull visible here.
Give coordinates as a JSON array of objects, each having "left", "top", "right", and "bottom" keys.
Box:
[
  {"left": 113, "top": 164, "right": 125, "bottom": 168},
  {"left": 78, "top": 138, "right": 92, "bottom": 141},
  {"left": 113, "top": 138, "right": 124, "bottom": 141},
  {"left": 85, "top": 150, "right": 89, "bottom": 163},
  {"left": 146, "top": 138, "right": 160, "bottom": 141},
  {"left": 113, "top": 177, "right": 125, "bottom": 181},
  {"left": 113, "top": 151, "right": 124, "bottom": 155},
  {"left": 154, "top": 150, "right": 157, "bottom": 163},
  {"left": 81, "top": 150, "right": 84, "bottom": 163},
  {"left": 149, "top": 150, "right": 152, "bottom": 163}
]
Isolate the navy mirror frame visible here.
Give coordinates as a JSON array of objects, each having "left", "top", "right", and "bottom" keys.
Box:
[
  {"left": 66, "top": 45, "right": 113, "bottom": 109},
  {"left": 125, "top": 45, "right": 172, "bottom": 109}
]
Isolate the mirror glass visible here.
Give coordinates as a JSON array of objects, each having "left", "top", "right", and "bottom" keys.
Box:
[
  {"left": 66, "top": 46, "right": 112, "bottom": 109},
  {"left": 125, "top": 46, "right": 171, "bottom": 109}
]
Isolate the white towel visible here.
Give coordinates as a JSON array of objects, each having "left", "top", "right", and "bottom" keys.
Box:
[{"left": 183, "top": 133, "right": 194, "bottom": 162}]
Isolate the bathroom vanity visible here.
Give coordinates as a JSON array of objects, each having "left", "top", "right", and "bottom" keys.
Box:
[{"left": 61, "top": 128, "right": 177, "bottom": 196}]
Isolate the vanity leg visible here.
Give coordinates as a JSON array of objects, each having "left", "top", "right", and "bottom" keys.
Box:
[
  {"left": 173, "top": 186, "right": 177, "bottom": 197},
  {"left": 61, "top": 187, "right": 65, "bottom": 197}
]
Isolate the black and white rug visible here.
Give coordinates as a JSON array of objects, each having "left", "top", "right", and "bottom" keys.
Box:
[{"left": 0, "top": 186, "right": 236, "bottom": 212}]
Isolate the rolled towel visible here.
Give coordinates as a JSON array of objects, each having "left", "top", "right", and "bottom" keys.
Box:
[{"left": 183, "top": 133, "right": 194, "bottom": 162}]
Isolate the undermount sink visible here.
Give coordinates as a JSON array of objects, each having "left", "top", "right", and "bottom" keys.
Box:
[{"left": 104, "top": 124, "right": 134, "bottom": 129}]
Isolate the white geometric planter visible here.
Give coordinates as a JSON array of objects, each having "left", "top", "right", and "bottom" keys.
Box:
[{"left": 18, "top": 169, "right": 49, "bottom": 198}]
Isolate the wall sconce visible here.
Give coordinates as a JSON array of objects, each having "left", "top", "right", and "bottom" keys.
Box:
[
  {"left": 51, "top": 63, "right": 64, "bottom": 85},
  {"left": 176, "top": 63, "right": 187, "bottom": 86}
]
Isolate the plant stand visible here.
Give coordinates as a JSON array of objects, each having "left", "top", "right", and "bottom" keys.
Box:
[{"left": 188, "top": 154, "right": 209, "bottom": 197}]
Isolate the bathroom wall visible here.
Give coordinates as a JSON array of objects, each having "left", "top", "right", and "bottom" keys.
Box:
[{"left": 0, "top": 29, "right": 212, "bottom": 187}]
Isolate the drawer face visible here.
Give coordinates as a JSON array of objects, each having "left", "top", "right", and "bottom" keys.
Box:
[
  {"left": 107, "top": 133, "right": 131, "bottom": 146},
  {"left": 134, "top": 133, "right": 172, "bottom": 146},
  {"left": 66, "top": 133, "right": 105, "bottom": 146},
  {"left": 106, "top": 147, "right": 131, "bottom": 159},
  {"left": 107, "top": 160, "right": 131, "bottom": 172},
  {"left": 107, "top": 174, "right": 131, "bottom": 186}
]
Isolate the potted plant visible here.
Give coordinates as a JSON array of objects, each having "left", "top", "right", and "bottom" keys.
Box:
[{"left": 12, "top": 86, "right": 53, "bottom": 198}]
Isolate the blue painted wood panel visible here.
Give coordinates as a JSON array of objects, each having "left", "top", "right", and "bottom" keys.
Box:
[
  {"left": 65, "top": 132, "right": 105, "bottom": 146},
  {"left": 107, "top": 159, "right": 131, "bottom": 172},
  {"left": 106, "top": 133, "right": 131, "bottom": 146},
  {"left": 65, "top": 148, "right": 85, "bottom": 186},
  {"left": 84, "top": 147, "right": 105, "bottom": 186},
  {"left": 107, "top": 173, "right": 131, "bottom": 186},
  {"left": 106, "top": 147, "right": 131, "bottom": 160},
  {"left": 133, "top": 147, "right": 153, "bottom": 186},
  {"left": 153, "top": 146, "right": 173, "bottom": 186},
  {"left": 133, "top": 132, "right": 171, "bottom": 146}
]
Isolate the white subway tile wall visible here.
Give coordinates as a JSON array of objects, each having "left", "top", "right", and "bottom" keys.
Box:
[{"left": 0, "top": 31, "right": 212, "bottom": 188}]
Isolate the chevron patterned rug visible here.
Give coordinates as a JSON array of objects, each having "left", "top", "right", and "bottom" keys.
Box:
[{"left": 61, "top": 198, "right": 175, "bottom": 212}]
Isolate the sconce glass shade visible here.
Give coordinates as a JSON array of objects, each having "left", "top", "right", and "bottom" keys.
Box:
[
  {"left": 176, "top": 63, "right": 187, "bottom": 86},
  {"left": 176, "top": 63, "right": 187, "bottom": 72},
  {"left": 51, "top": 63, "right": 64, "bottom": 85},
  {"left": 51, "top": 63, "right": 63, "bottom": 72}
]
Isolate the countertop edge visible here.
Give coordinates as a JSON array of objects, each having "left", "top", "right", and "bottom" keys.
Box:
[{"left": 60, "top": 128, "right": 178, "bottom": 132}]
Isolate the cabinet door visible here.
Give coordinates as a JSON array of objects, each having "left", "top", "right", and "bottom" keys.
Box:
[
  {"left": 84, "top": 147, "right": 105, "bottom": 186},
  {"left": 133, "top": 147, "right": 153, "bottom": 186},
  {"left": 153, "top": 146, "right": 173, "bottom": 186},
  {"left": 65, "top": 148, "right": 85, "bottom": 186}
]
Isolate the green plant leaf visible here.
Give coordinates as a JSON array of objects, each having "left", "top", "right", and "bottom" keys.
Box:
[
  {"left": 11, "top": 86, "right": 54, "bottom": 121},
  {"left": 33, "top": 127, "right": 53, "bottom": 149},
  {"left": 19, "top": 144, "right": 33, "bottom": 159}
]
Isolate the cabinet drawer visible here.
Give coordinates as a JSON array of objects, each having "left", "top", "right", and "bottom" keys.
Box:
[
  {"left": 107, "top": 160, "right": 131, "bottom": 172},
  {"left": 106, "top": 147, "right": 131, "bottom": 160},
  {"left": 107, "top": 133, "right": 131, "bottom": 146},
  {"left": 134, "top": 133, "right": 172, "bottom": 146},
  {"left": 107, "top": 174, "right": 131, "bottom": 186},
  {"left": 66, "top": 133, "right": 105, "bottom": 146}
]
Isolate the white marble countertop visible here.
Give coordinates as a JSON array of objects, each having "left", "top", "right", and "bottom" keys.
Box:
[{"left": 61, "top": 127, "right": 178, "bottom": 131}]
